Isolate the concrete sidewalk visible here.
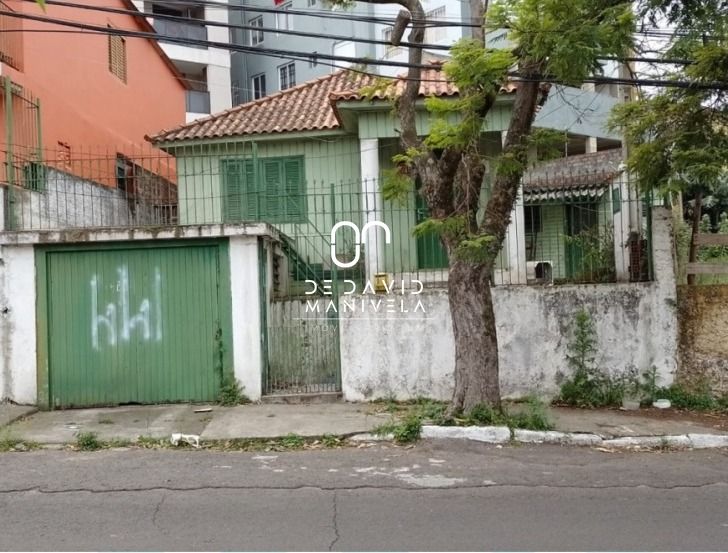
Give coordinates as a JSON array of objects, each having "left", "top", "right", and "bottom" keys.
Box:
[
  {"left": 547, "top": 406, "right": 728, "bottom": 437},
  {"left": 0, "top": 403, "right": 391, "bottom": 444},
  {"left": 0, "top": 403, "right": 36, "bottom": 429},
  {"left": 1, "top": 401, "right": 726, "bottom": 446}
]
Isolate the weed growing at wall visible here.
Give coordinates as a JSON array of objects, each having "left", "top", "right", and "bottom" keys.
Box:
[
  {"left": 218, "top": 377, "right": 250, "bottom": 406},
  {"left": 556, "top": 309, "right": 624, "bottom": 407}
]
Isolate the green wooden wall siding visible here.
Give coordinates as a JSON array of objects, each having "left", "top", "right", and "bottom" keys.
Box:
[
  {"left": 36, "top": 240, "right": 233, "bottom": 409},
  {"left": 176, "top": 138, "right": 363, "bottom": 273},
  {"left": 356, "top": 105, "right": 513, "bottom": 140}
]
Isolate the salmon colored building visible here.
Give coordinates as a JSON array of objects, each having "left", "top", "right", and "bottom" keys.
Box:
[{"left": 0, "top": 0, "right": 187, "bottom": 189}]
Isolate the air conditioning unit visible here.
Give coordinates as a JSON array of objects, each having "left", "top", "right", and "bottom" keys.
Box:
[{"left": 526, "top": 260, "right": 553, "bottom": 285}]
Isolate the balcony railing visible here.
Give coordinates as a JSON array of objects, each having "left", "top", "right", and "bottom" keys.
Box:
[
  {"left": 154, "top": 18, "right": 207, "bottom": 47},
  {"left": 186, "top": 90, "right": 211, "bottom": 114}
]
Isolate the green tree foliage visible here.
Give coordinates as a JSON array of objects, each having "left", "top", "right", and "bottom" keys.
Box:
[{"left": 610, "top": 1, "right": 727, "bottom": 197}]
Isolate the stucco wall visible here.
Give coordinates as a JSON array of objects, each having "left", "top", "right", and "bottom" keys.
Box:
[
  {"left": 340, "top": 208, "right": 678, "bottom": 401},
  {"left": 677, "top": 285, "right": 728, "bottom": 393},
  {"left": 6, "top": 168, "right": 143, "bottom": 230}
]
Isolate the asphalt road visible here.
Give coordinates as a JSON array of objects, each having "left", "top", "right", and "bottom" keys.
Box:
[{"left": 1, "top": 441, "right": 727, "bottom": 551}]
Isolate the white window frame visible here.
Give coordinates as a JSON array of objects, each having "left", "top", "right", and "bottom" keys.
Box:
[
  {"left": 251, "top": 73, "right": 266, "bottom": 100},
  {"left": 382, "top": 27, "right": 402, "bottom": 59},
  {"left": 424, "top": 6, "right": 447, "bottom": 43},
  {"left": 250, "top": 16, "right": 264, "bottom": 46},
  {"left": 278, "top": 62, "right": 296, "bottom": 90},
  {"left": 276, "top": 3, "right": 293, "bottom": 32}
]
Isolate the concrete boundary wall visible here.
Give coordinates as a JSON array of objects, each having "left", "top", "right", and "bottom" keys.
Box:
[
  {"left": 0, "top": 224, "right": 277, "bottom": 405},
  {"left": 677, "top": 284, "right": 728, "bottom": 393},
  {"left": 339, "top": 208, "right": 678, "bottom": 401}
]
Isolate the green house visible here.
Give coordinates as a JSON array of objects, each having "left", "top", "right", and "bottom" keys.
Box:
[{"left": 149, "top": 67, "right": 633, "bottom": 290}]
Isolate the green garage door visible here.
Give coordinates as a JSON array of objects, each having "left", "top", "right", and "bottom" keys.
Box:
[{"left": 37, "top": 241, "right": 232, "bottom": 409}]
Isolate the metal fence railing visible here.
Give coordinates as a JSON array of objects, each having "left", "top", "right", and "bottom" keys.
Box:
[{"left": 0, "top": 145, "right": 655, "bottom": 289}]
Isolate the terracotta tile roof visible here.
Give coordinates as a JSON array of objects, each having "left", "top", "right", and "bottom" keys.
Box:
[
  {"left": 329, "top": 65, "right": 461, "bottom": 102},
  {"left": 522, "top": 148, "right": 624, "bottom": 200},
  {"left": 149, "top": 71, "right": 376, "bottom": 143},
  {"left": 149, "top": 64, "right": 525, "bottom": 144}
]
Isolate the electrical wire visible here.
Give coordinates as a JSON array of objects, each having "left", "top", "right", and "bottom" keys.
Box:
[
  {"left": 26, "top": 0, "right": 454, "bottom": 52},
  {"left": 3, "top": 9, "right": 724, "bottom": 89}
]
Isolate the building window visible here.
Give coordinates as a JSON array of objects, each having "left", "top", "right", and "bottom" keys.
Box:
[
  {"left": 252, "top": 73, "right": 267, "bottom": 100},
  {"left": 309, "top": 52, "right": 318, "bottom": 68},
  {"left": 307, "top": 0, "right": 316, "bottom": 6},
  {"left": 524, "top": 205, "right": 542, "bottom": 234},
  {"left": 116, "top": 154, "right": 133, "bottom": 192},
  {"left": 221, "top": 156, "right": 306, "bottom": 224},
  {"left": 250, "top": 16, "right": 264, "bottom": 45},
  {"left": 424, "top": 6, "right": 447, "bottom": 43},
  {"left": 276, "top": 3, "right": 292, "bottom": 31},
  {"left": 382, "top": 27, "right": 401, "bottom": 58},
  {"left": 279, "top": 62, "right": 296, "bottom": 90},
  {"left": 108, "top": 28, "right": 127, "bottom": 83}
]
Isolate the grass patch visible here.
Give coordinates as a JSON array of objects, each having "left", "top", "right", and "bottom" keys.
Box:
[
  {"left": 97, "top": 418, "right": 115, "bottom": 425},
  {"left": 374, "top": 413, "right": 423, "bottom": 444},
  {"left": 654, "top": 384, "right": 728, "bottom": 412},
  {"left": 459, "top": 397, "right": 554, "bottom": 431},
  {"left": 136, "top": 435, "right": 169, "bottom": 448},
  {"left": 0, "top": 436, "right": 40, "bottom": 452},
  {"left": 373, "top": 396, "right": 554, "bottom": 444},
  {"left": 280, "top": 433, "right": 305, "bottom": 449},
  {"left": 75, "top": 432, "right": 102, "bottom": 451}
]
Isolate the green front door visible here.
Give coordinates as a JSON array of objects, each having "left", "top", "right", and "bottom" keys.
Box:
[
  {"left": 415, "top": 192, "right": 449, "bottom": 270},
  {"left": 37, "top": 241, "right": 232, "bottom": 409}
]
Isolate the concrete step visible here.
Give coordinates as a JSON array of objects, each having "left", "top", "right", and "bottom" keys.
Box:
[{"left": 261, "top": 392, "right": 343, "bottom": 404}]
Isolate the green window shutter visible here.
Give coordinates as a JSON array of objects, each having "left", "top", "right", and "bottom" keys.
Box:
[
  {"left": 242, "top": 160, "right": 257, "bottom": 220},
  {"left": 262, "top": 159, "right": 283, "bottom": 221},
  {"left": 283, "top": 157, "right": 306, "bottom": 223},
  {"left": 222, "top": 159, "right": 259, "bottom": 222},
  {"left": 222, "top": 160, "right": 244, "bottom": 223}
]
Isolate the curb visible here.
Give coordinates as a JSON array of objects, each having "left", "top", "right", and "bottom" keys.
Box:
[{"left": 349, "top": 425, "right": 728, "bottom": 450}]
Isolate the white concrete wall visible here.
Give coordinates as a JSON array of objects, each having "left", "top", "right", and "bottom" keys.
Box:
[
  {"left": 6, "top": 168, "right": 158, "bottom": 231},
  {"left": 340, "top": 208, "right": 678, "bottom": 401},
  {"left": 0, "top": 244, "right": 37, "bottom": 404},
  {"left": 229, "top": 235, "right": 263, "bottom": 401}
]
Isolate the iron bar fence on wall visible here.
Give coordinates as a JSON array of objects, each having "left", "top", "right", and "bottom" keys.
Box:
[{"left": 0, "top": 145, "right": 655, "bottom": 289}]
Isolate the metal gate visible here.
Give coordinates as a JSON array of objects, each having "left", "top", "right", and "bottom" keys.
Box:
[
  {"left": 264, "top": 297, "right": 341, "bottom": 395},
  {"left": 36, "top": 240, "right": 232, "bottom": 409}
]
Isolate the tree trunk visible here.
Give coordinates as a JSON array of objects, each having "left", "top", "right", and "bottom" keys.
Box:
[
  {"left": 687, "top": 190, "right": 703, "bottom": 285},
  {"left": 447, "top": 257, "right": 501, "bottom": 414}
]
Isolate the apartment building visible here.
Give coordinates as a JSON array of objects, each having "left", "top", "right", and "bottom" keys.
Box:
[
  {"left": 132, "top": 0, "right": 233, "bottom": 121},
  {"left": 0, "top": 0, "right": 187, "bottom": 152}
]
